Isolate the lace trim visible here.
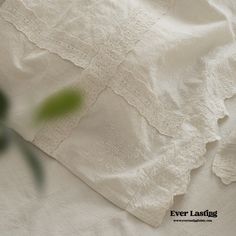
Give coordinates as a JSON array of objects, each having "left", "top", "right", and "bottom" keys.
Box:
[
  {"left": 109, "top": 69, "right": 184, "bottom": 137},
  {"left": 32, "top": 75, "right": 108, "bottom": 154},
  {"left": 124, "top": 44, "right": 236, "bottom": 226},
  {"left": 212, "top": 129, "right": 236, "bottom": 185},
  {"left": 0, "top": 0, "right": 97, "bottom": 68},
  {"left": 57, "top": 44, "right": 235, "bottom": 227},
  {"left": 0, "top": 0, "right": 183, "bottom": 154}
]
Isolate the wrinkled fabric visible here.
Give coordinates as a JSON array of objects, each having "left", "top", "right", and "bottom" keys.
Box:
[
  {"left": 0, "top": 140, "right": 236, "bottom": 235},
  {"left": 213, "top": 130, "right": 236, "bottom": 184},
  {"left": 0, "top": 0, "right": 236, "bottom": 228}
]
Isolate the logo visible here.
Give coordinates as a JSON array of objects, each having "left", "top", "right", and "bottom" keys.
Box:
[{"left": 170, "top": 210, "right": 217, "bottom": 223}]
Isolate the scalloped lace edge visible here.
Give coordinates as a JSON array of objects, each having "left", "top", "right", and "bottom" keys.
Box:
[
  {"left": 212, "top": 129, "right": 236, "bottom": 185},
  {"left": 124, "top": 94, "right": 236, "bottom": 227}
]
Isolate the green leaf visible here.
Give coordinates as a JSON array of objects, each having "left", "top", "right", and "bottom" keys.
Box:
[
  {"left": 0, "top": 89, "right": 9, "bottom": 121},
  {"left": 14, "top": 134, "right": 44, "bottom": 189},
  {"left": 35, "top": 88, "right": 83, "bottom": 122}
]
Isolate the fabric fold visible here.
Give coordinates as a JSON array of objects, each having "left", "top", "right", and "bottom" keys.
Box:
[
  {"left": 1, "top": 0, "right": 236, "bottom": 228},
  {"left": 213, "top": 129, "right": 236, "bottom": 184}
]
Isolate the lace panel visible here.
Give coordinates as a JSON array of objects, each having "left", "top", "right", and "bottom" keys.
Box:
[{"left": 0, "top": 0, "right": 184, "bottom": 154}]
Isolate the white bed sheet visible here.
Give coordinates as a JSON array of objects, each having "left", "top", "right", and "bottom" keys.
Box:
[
  {"left": 0, "top": 105, "right": 236, "bottom": 236},
  {"left": 0, "top": 0, "right": 236, "bottom": 235}
]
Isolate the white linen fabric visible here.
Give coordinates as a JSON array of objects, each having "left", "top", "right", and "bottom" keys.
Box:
[
  {"left": 0, "top": 139, "right": 236, "bottom": 236},
  {"left": 0, "top": 0, "right": 236, "bottom": 228}
]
